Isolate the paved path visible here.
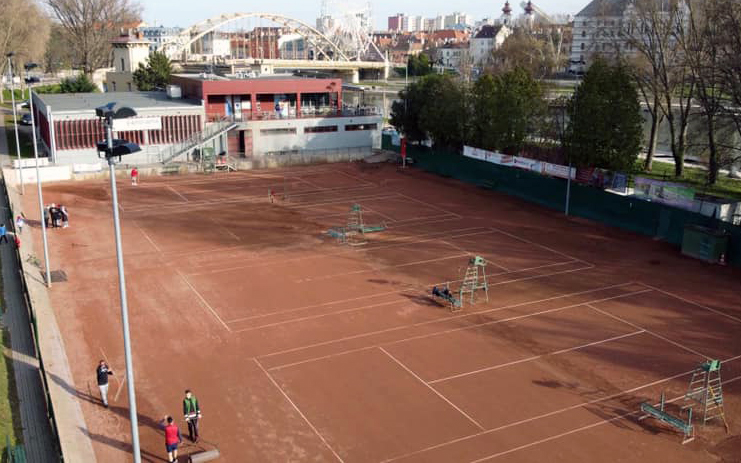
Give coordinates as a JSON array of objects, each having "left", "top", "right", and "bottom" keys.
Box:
[{"left": 0, "top": 115, "right": 58, "bottom": 461}]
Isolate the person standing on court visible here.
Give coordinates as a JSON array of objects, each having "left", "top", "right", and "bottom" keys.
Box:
[
  {"left": 160, "top": 416, "right": 183, "bottom": 463},
  {"left": 0, "top": 224, "right": 8, "bottom": 244},
  {"left": 15, "top": 215, "right": 24, "bottom": 234},
  {"left": 96, "top": 360, "right": 114, "bottom": 408},
  {"left": 183, "top": 389, "right": 201, "bottom": 442},
  {"left": 131, "top": 167, "right": 139, "bottom": 185}
]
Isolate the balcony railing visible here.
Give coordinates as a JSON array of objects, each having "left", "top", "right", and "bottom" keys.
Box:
[{"left": 205, "top": 106, "right": 381, "bottom": 123}]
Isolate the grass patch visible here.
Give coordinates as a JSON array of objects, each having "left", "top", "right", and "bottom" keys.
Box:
[
  {"left": 0, "top": 268, "right": 23, "bottom": 456},
  {"left": 634, "top": 159, "right": 741, "bottom": 201},
  {"left": 3, "top": 115, "right": 34, "bottom": 158}
]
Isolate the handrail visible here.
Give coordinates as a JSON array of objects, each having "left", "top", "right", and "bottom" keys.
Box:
[{"left": 159, "top": 118, "right": 236, "bottom": 165}]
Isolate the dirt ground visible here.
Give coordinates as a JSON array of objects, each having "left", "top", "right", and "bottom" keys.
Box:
[{"left": 20, "top": 162, "right": 741, "bottom": 462}]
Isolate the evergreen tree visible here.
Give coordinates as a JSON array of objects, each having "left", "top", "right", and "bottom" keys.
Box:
[
  {"left": 565, "top": 59, "right": 643, "bottom": 171},
  {"left": 133, "top": 51, "right": 173, "bottom": 91},
  {"left": 59, "top": 74, "right": 97, "bottom": 93}
]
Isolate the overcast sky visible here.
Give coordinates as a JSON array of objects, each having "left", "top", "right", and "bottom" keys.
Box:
[{"left": 139, "top": 0, "right": 589, "bottom": 29}]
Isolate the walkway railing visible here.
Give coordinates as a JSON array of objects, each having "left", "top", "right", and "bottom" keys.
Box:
[
  {"left": 205, "top": 105, "right": 381, "bottom": 123},
  {"left": 159, "top": 118, "right": 237, "bottom": 165}
]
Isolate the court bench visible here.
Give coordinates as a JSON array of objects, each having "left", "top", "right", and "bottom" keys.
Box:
[{"left": 639, "top": 393, "right": 694, "bottom": 444}]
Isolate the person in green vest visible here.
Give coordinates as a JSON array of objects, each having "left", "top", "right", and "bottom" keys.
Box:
[{"left": 183, "top": 389, "right": 202, "bottom": 443}]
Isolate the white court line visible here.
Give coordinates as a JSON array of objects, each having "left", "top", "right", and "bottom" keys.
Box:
[
  {"left": 440, "top": 239, "right": 510, "bottom": 272},
  {"left": 227, "top": 259, "right": 584, "bottom": 325},
  {"left": 167, "top": 185, "right": 189, "bottom": 202},
  {"left": 297, "top": 176, "right": 327, "bottom": 191},
  {"left": 468, "top": 374, "right": 741, "bottom": 463},
  {"left": 428, "top": 330, "right": 646, "bottom": 384},
  {"left": 381, "top": 353, "right": 741, "bottom": 463},
  {"left": 253, "top": 359, "right": 345, "bottom": 463},
  {"left": 190, "top": 228, "right": 493, "bottom": 278},
  {"left": 235, "top": 299, "right": 407, "bottom": 334},
  {"left": 210, "top": 218, "right": 240, "bottom": 241},
  {"left": 176, "top": 270, "right": 231, "bottom": 332},
  {"left": 379, "top": 347, "right": 485, "bottom": 431},
  {"left": 356, "top": 205, "right": 395, "bottom": 223},
  {"left": 136, "top": 224, "right": 162, "bottom": 253},
  {"left": 585, "top": 304, "right": 710, "bottom": 359},
  {"left": 261, "top": 283, "right": 637, "bottom": 365},
  {"left": 334, "top": 169, "right": 376, "bottom": 187},
  {"left": 489, "top": 226, "right": 585, "bottom": 264},
  {"left": 396, "top": 192, "right": 463, "bottom": 219},
  {"left": 639, "top": 283, "right": 741, "bottom": 324},
  {"left": 297, "top": 252, "right": 471, "bottom": 283}
]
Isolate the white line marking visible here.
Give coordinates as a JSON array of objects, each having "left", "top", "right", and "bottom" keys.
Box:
[
  {"left": 230, "top": 261, "right": 588, "bottom": 327},
  {"left": 114, "top": 376, "right": 127, "bottom": 402},
  {"left": 261, "top": 284, "right": 642, "bottom": 368},
  {"left": 380, "top": 353, "right": 741, "bottom": 463},
  {"left": 379, "top": 347, "right": 485, "bottom": 431},
  {"left": 359, "top": 205, "right": 395, "bottom": 223},
  {"left": 176, "top": 270, "right": 231, "bottom": 332},
  {"left": 489, "top": 226, "right": 585, "bottom": 264},
  {"left": 210, "top": 218, "right": 240, "bottom": 241},
  {"left": 639, "top": 283, "right": 741, "bottom": 324},
  {"left": 253, "top": 359, "right": 344, "bottom": 463},
  {"left": 428, "top": 330, "right": 646, "bottom": 384},
  {"left": 440, "top": 239, "right": 510, "bottom": 272},
  {"left": 136, "top": 224, "right": 162, "bottom": 253},
  {"left": 167, "top": 185, "right": 189, "bottom": 202},
  {"left": 467, "top": 374, "right": 741, "bottom": 463},
  {"left": 396, "top": 192, "right": 463, "bottom": 219},
  {"left": 585, "top": 303, "right": 710, "bottom": 359}
]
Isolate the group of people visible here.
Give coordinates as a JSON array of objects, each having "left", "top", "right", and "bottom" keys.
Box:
[
  {"left": 96, "top": 361, "right": 201, "bottom": 463},
  {"left": 43, "top": 203, "right": 69, "bottom": 229}
]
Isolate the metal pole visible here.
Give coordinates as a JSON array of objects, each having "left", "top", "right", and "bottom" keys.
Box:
[
  {"left": 565, "top": 159, "right": 572, "bottom": 216},
  {"left": 28, "top": 90, "right": 51, "bottom": 287},
  {"left": 7, "top": 57, "right": 24, "bottom": 194},
  {"left": 106, "top": 121, "right": 141, "bottom": 463}
]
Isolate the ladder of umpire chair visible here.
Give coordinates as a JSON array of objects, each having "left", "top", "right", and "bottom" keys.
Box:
[
  {"left": 348, "top": 204, "right": 363, "bottom": 234},
  {"left": 458, "top": 256, "right": 489, "bottom": 304},
  {"left": 683, "top": 360, "right": 729, "bottom": 431}
]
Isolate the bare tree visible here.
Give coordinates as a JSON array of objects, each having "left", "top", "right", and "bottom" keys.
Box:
[
  {"left": 46, "top": 0, "right": 142, "bottom": 75},
  {"left": 0, "top": 0, "right": 50, "bottom": 102},
  {"left": 624, "top": 0, "right": 694, "bottom": 177},
  {"left": 715, "top": 0, "right": 741, "bottom": 175}
]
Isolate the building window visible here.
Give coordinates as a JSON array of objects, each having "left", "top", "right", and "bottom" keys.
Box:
[
  {"left": 127, "top": 83, "right": 132, "bottom": 91},
  {"left": 260, "top": 128, "right": 297, "bottom": 135},
  {"left": 345, "top": 123, "right": 378, "bottom": 131},
  {"left": 581, "top": 43, "right": 585, "bottom": 50},
  {"left": 581, "top": 30, "right": 586, "bottom": 37},
  {"left": 121, "top": 58, "right": 125, "bottom": 71},
  {"left": 112, "top": 82, "right": 116, "bottom": 91},
  {"left": 304, "top": 125, "right": 338, "bottom": 133}
]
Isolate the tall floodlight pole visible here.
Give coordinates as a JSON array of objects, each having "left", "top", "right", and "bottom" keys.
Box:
[
  {"left": 6, "top": 53, "right": 24, "bottom": 194},
  {"left": 28, "top": 90, "right": 51, "bottom": 286},
  {"left": 96, "top": 103, "right": 142, "bottom": 463},
  {"left": 561, "top": 103, "right": 572, "bottom": 216}
]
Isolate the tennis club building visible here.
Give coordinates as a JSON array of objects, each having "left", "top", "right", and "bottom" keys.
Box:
[{"left": 31, "top": 73, "right": 382, "bottom": 167}]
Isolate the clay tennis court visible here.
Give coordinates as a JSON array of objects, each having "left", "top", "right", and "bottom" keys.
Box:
[{"left": 23, "top": 162, "right": 741, "bottom": 462}]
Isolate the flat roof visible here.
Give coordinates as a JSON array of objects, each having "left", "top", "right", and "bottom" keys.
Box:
[
  {"left": 37, "top": 91, "right": 201, "bottom": 113},
  {"left": 173, "top": 73, "right": 337, "bottom": 82}
]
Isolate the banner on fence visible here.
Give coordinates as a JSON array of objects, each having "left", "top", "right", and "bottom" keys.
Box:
[
  {"left": 543, "top": 162, "right": 576, "bottom": 179},
  {"left": 634, "top": 177, "right": 696, "bottom": 209}
]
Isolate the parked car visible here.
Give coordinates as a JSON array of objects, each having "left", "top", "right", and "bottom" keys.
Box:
[
  {"left": 24, "top": 76, "right": 40, "bottom": 84},
  {"left": 20, "top": 114, "right": 32, "bottom": 125}
]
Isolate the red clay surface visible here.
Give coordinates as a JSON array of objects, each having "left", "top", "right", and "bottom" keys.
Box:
[{"left": 21, "top": 162, "right": 741, "bottom": 462}]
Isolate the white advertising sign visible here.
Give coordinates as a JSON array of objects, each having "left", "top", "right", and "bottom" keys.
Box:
[
  {"left": 111, "top": 116, "right": 162, "bottom": 131},
  {"left": 543, "top": 162, "right": 576, "bottom": 179}
]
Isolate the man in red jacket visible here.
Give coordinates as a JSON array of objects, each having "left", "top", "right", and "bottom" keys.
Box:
[{"left": 160, "top": 416, "right": 183, "bottom": 463}]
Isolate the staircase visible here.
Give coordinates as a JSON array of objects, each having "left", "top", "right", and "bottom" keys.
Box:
[{"left": 160, "top": 119, "right": 237, "bottom": 165}]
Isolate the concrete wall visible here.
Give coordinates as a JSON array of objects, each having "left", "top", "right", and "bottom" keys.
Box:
[{"left": 245, "top": 115, "right": 381, "bottom": 155}]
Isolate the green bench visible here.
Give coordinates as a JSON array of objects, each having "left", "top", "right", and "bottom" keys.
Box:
[
  {"left": 639, "top": 392, "right": 694, "bottom": 444},
  {"left": 161, "top": 164, "right": 181, "bottom": 175},
  {"left": 5, "top": 436, "right": 26, "bottom": 463}
]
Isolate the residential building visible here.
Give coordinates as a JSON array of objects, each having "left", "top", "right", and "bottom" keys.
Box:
[
  {"left": 436, "top": 42, "right": 469, "bottom": 69},
  {"left": 140, "top": 26, "right": 183, "bottom": 52},
  {"left": 569, "top": 0, "right": 636, "bottom": 74},
  {"left": 470, "top": 24, "right": 511, "bottom": 65},
  {"left": 444, "top": 12, "right": 472, "bottom": 29},
  {"left": 106, "top": 30, "right": 151, "bottom": 92},
  {"left": 388, "top": 14, "right": 404, "bottom": 31}
]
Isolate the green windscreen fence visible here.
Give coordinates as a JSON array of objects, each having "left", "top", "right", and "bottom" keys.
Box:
[{"left": 382, "top": 135, "right": 741, "bottom": 267}]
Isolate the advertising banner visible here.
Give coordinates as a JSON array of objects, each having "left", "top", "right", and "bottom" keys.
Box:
[
  {"left": 634, "top": 177, "right": 696, "bottom": 209},
  {"left": 543, "top": 162, "right": 576, "bottom": 179}
]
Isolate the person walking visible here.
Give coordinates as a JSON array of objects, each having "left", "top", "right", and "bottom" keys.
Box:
[
  {"left": 60, "top": 205, "right": 69, "bottom": 228},
  {"left": 15, "top": 215, "right": 24, "bottom": 234},
  {"left": 131, "top": 167, "right": 139, "bottom": 186},
  {"left": 96, "top": 360, "right": 114, "bottom": 408},
  {"left": 182, "top": 389, "right": 202, "bottom": 442},
  {"left": 160, "top": 416, "right": 183, "bottom": 463},
  {"left": 0, "top": 224, "right": 8, "bottom": 244},
  {"left": 43, "top": 205, "right": 49, "bottom": 228}
]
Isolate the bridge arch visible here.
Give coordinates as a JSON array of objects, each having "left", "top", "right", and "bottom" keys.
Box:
[{"left": 160, "top": 13, "right": 351, "bottom": 62}]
